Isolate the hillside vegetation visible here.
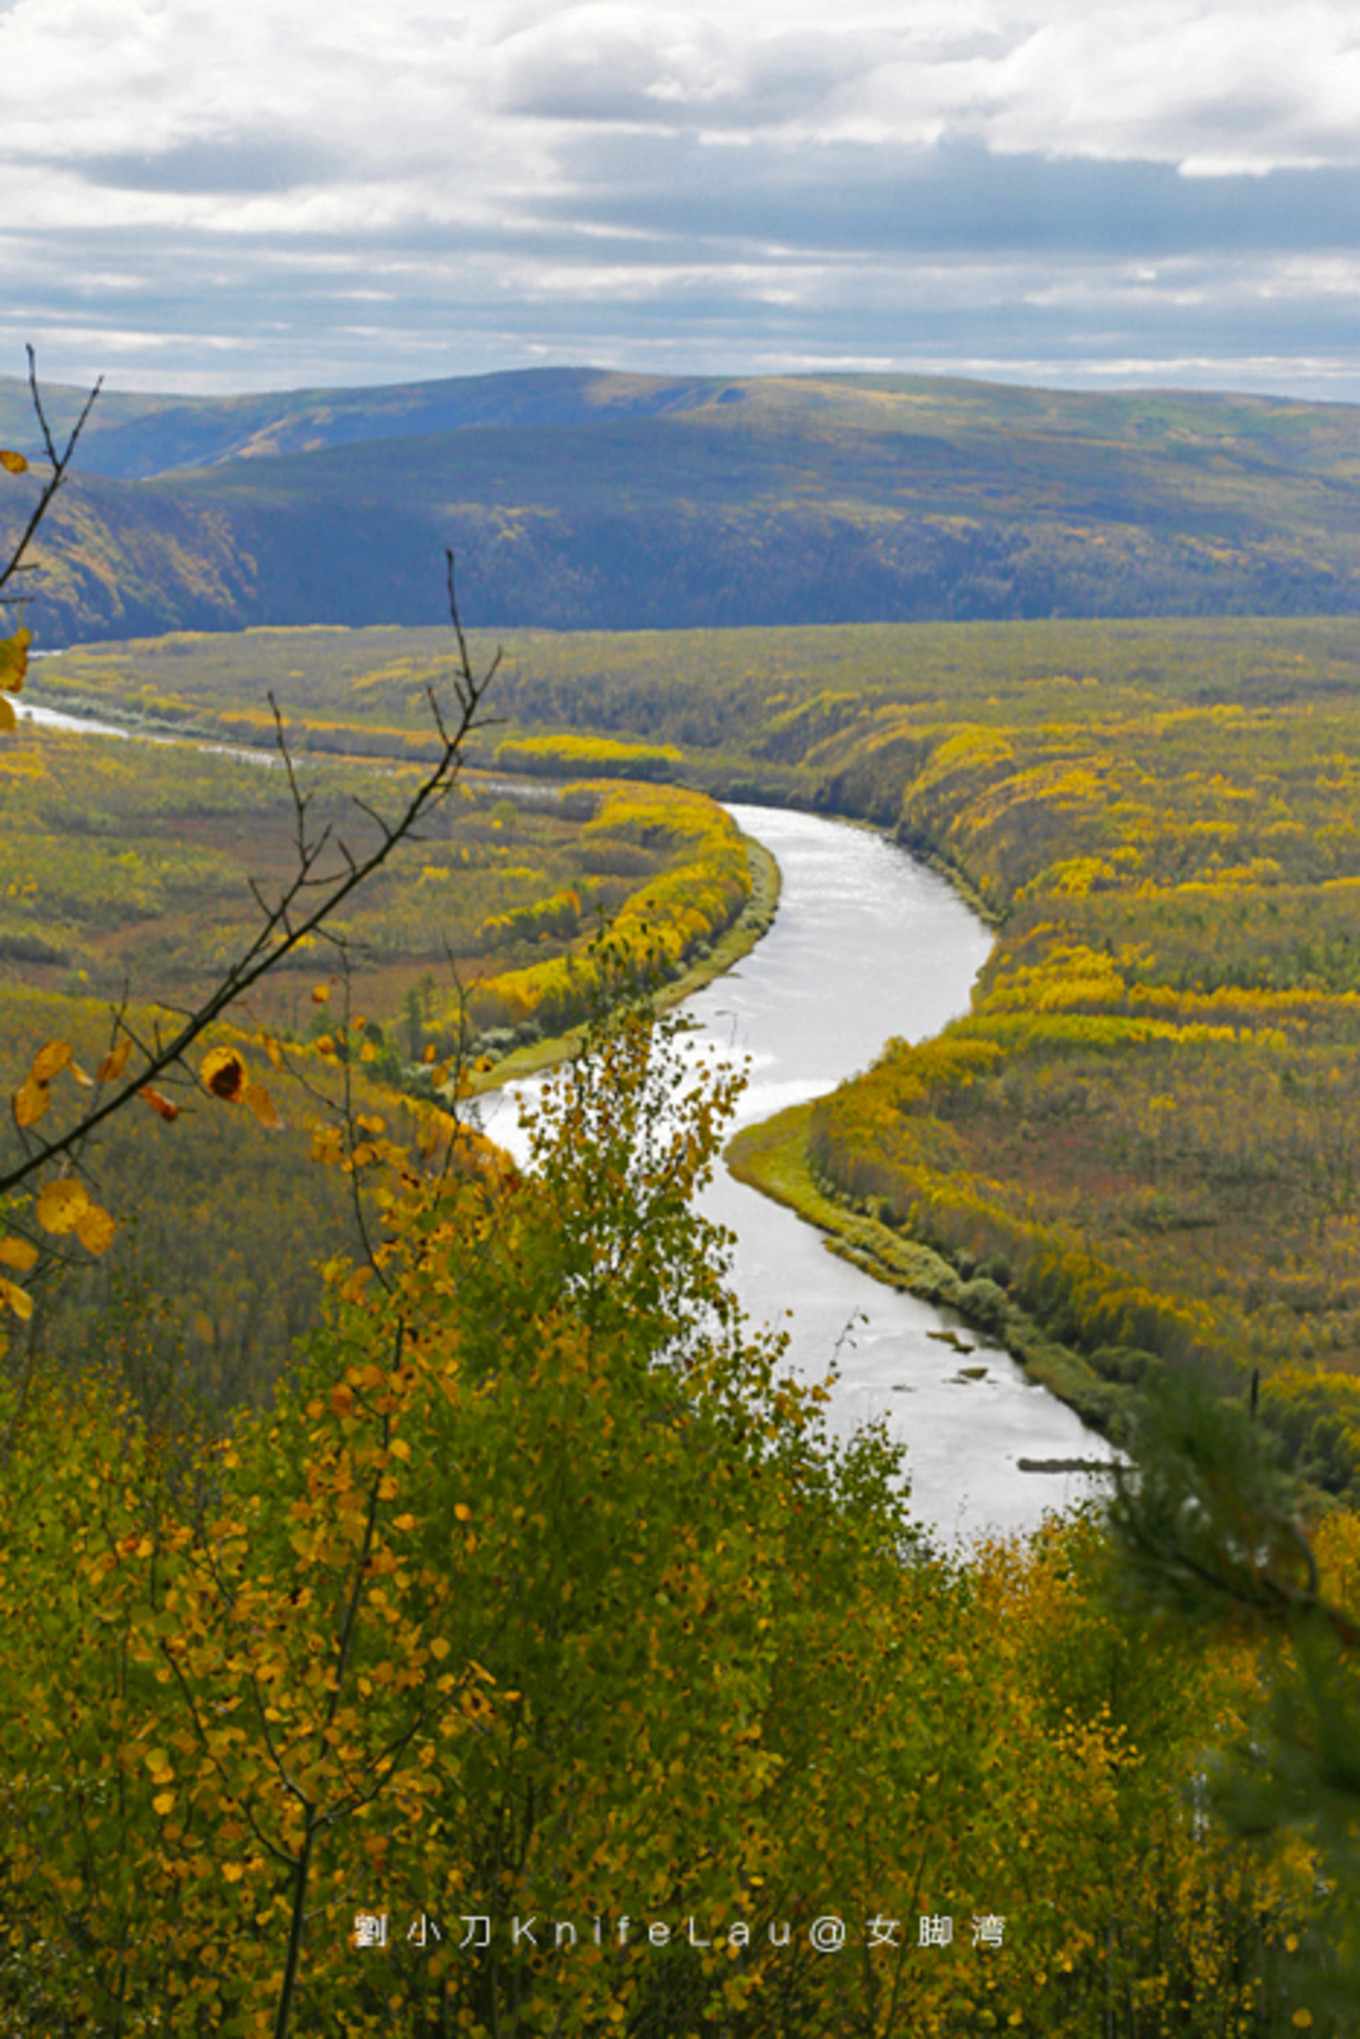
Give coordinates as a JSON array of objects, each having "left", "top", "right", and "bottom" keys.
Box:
[
  {"left": 2, "top": 999, "right": 1353, "bottom": 2036},
  {"left": 3, "top": 368, "right": 1360, "bottom": 639}
]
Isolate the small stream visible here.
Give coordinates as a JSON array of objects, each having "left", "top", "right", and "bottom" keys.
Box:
[{"left": 21, "top": 701, "right": 134, "bottom": 737}]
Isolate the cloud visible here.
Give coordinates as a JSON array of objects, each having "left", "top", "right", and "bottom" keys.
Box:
[
  {"left": 486, "top": 2, "right": 1360, "bottom": 170},
  {"left": 76, "top": 132, "right": 347, "bottom": 197},
  {"left": 492, "top": 9, "right": 885, "bottom": 129},
  {"left": 0, "top": 0, "right": 1358, "bottom": 396},
  {"left": 542, "top": 133, "right": 1360, "bottom": 259}
]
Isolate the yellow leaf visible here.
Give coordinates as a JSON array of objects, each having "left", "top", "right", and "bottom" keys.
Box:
[
  {"left": 0, "top": 647, "right": 27, "bottom": 706},
  {"left": 260, "top": 1032, "right": 285, "bottom": 1072},
  {"left": 0, "top": 1236, "right": 38, "bottom": 1273},
  {"left": 359, "top": 1041, "right": 378, "bottom": 1062},
  {"left": 31, "top": 1039, "right": 72, "bottom": 1084},
  {"left": 0, "top": 695, "right": 13, "bottom": 734},
  {"left": 200, "top": 1045, "right": 247, "bottom": 1102},
  {"left": 0, "top": 628, "right": 29, "bottom": 694},
  {"left": 96, "top": 1039, "right": 133, "bottom": 1083},
  {"left": 0, "top": 450, "right": 27, "bottom": 474},
  {"left": 0, "top": 1277, "right": 33, "bottom": 1321},
  {"left": 222, "top": 1862, "right": 245, "bottom": 1883},
  {"left": 152, "top": 1791, "right": 176, "bottom": 1818},
  {"left": 241, "top": 1082, "right": 280, "bottom": 1129},
  {"left": 423, "top": 1043, "right": 438, "bottom": 1064},
  {"left": 76, "top": 1203, "right": 117, "bottom": 1256},
  {"left": 69, "top": 1060, "right": 94, "bottom": 1089},
  {"left": 36, "top": 1178, "right": 89, "bottom": 1236},
  {"left": 311, "top": 984, "right": 330, "bottom": 1004},
  {"left": 139, "top": 1085, "right": 179, "bottom": 1122}
]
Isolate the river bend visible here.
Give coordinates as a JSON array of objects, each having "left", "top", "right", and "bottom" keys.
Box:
[
  {"left": 20, "top": 702, "right": 1117, "bottom": 1540},
  {"left": 487, "top": 803, "right": 1120, "bottom": 1545}
]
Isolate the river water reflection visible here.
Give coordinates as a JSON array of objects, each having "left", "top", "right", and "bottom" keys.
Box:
[{"left": 483, "top": 803, "right": 1121, "bottom": 1546}]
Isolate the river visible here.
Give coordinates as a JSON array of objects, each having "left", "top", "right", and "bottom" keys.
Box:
[
  {"left": 21, "top": 700, "right": 1117, "bottom": 1539},
  {"left": 481, "top": 803, "right": 1121, "bottom": 1546}
]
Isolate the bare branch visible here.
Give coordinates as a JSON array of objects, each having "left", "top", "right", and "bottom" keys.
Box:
[
  {"left": 0, "top": 563, "right": 498, "bottom": 1197},
  {"left": 0, "top": 348, "right": 102, "bottom": 605},
  {"left": 445, "top": 549, "right": 472, "bottom": 683}
]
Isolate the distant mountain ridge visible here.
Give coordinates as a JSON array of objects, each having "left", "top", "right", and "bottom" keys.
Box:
[
  {"left": 0, "top": 367, "right": 754, "bottom": 479},
  {"left": 2, "top": 367, "right": 1358, "bottom": 643}
]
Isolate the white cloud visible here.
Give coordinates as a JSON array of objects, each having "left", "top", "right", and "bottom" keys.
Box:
[
  {"left": 1, "top": 0, "right": 1359, "bottom": 391},
  {"left": 8, "top": 1, "right": 1358, "bottom": 181}
]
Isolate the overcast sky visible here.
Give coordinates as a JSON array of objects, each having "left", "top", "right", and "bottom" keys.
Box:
[{"left": 2, "top": 0, "right": 1358, "bottom": 401}]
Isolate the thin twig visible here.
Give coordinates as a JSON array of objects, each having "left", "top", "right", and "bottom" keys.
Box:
[
  {"left": 0, "top": 347, "right": 102, "bottom": 605},
  {"left": 1, "top": 588, "right": 496, "bottom": 1196}
]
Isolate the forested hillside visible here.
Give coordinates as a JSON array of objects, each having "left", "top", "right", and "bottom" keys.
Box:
[
  {"left": 3, "top": 368, "right": 1359, "bottom": 640},
  {"left": 9, "top": 1003, "right": 1354, "bottom": 2035}
]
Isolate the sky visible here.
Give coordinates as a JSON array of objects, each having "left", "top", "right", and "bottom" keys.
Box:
[{"left": 2, "top": 0, "right": 1358, "bottom": 402}]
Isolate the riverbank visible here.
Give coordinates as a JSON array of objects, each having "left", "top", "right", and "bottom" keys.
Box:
[
  {"left": 479, "top": 800, "right": 1117, "bottom": 1537},
  {"left": 463, "top": 833, "right": 781, "bottom": 1095},
  {"left": 726, "top": 1099, "right": 1129, "bottom": 1442}
]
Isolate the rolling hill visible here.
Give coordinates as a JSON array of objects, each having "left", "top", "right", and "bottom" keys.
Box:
[{"left": 2, "top": 367, "right": 1358, "bottom": 643}]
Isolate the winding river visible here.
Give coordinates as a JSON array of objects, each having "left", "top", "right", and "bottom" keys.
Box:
[
  {"left": 20, "top": 701, "right": 1117, "bottom": 1540},
  {"left": 482, "top": 802, "right": 1121, "bottom": 1546}
]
